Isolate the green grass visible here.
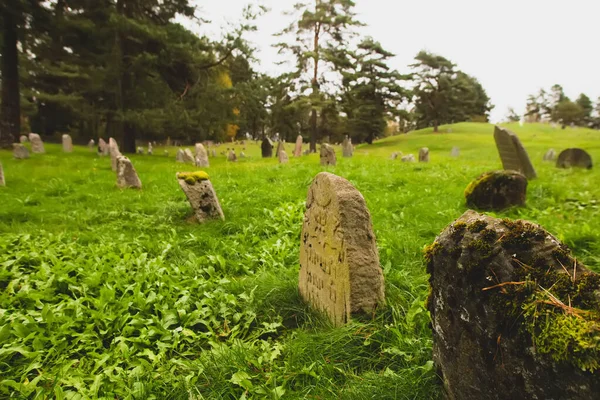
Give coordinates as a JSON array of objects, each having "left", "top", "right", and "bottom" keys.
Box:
[{"left": 0, "top": 122, "right": 598, "bottom": 399}]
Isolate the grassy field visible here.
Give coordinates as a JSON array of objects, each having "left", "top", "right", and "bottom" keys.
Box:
[{"left": 0, "top": 122, "right": 599, "bottom": 399}]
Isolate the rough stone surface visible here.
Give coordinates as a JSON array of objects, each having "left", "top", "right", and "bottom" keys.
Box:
[
  {"left": 183, "top": 149, "right": 195, "bottom": 164},
  {"left": 29, "top": 133, "right": 45, "bottom": 153},
  {"left": 299, "top": 172, "right": 385, "bottom": 326},
  {"left": 493, "top": 126, "right": 536, "bottom": 179},
  {"left": 109, "top": 138, "right": 121, "bottom": 171},
  {"left": 279, "top": 150, "right": 289, "bottom": 164},
  {"left": 419, "top": 147, "right": 429, "bottom": 162},
  {"left": 261, "top": 138, "right": 273, "bottom": 158},
  {"left": 294, "top": 135, "right": 303, "bottom": 157},
  {"left": 194, "top": 143, "right": 209, "bottom": 167},
  {"left": 62, "top": 134, "right": 73, "bottom": 152},
  {"left": 116, "top": 156, "right": 142, "bottom": 189},
  {"left": 401, "top": 154, "right": 415, "bottom": 162},
  {"left": 177, "top": 174, "right": 224, "bottom": 222},
  {"left": 0, "top": 162, "right": 4, "bottom": 186},
  {"left": 13, "top": 144, "right": 30, "bottom": 159},
  {"left": 426, "top": 210, "right": 600, "bottom": 400},
  {"left": 320, "top": 144, "right": 337, "bottom": 166},
  {"left": 465, "top": 170, "right": 527, "bottom": 211},
  {"left": 342, "top": 136, "right": 353, "bottom": 158},
  {"left": 19, "top": 135, "right": 28, "bottom": 143},
  {"left": 543, "top": 148, "right": 556, "bottom": 161},
  {"left": 556, "top": 148, "right": 592, "bottom": 169},
  {"left": 227, "top": 150, "right": 237, "bottom": 162},
  {"left": 451, "top": 147, "right": 460, "bottom": 157}
]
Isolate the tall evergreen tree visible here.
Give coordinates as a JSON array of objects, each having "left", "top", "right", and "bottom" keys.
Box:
[{"left": 575, "top": 93, "right": 593, "bottom": 127}]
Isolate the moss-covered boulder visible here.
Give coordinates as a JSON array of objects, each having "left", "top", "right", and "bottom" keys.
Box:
[
  {"left": 465, "top": 170, "right": 527, "bottom": 211},
  {"left": 426, "top": 210, "right": 600, "bottom": 400}
]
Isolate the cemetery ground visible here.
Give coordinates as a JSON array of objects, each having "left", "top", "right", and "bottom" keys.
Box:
[{"left": 0, "top": 122, "right": 599, "bottom": 399}]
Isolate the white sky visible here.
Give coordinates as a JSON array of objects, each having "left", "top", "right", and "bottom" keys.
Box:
[{"left": 184, "top": 0, "right": 600, "bottom": 123}]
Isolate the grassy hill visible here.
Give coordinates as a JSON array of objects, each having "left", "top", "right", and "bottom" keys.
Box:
[{"left": 0, "top": 122, "right": 598, "bottom": 398}]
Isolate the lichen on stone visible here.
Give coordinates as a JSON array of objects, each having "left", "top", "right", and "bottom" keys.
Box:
[{"left": 177, "top": 171, "right": 210, "bottom": 185}]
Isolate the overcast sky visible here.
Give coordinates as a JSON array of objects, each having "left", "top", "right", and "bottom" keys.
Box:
[{"left": 183, "top": 0, "right": 600, "bottom": 122}]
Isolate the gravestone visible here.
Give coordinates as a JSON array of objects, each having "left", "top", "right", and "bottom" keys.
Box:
[
  {"left": 19, "top": 135, "right": 28, "bottom": 143},
  {"left": 13, "top": 143, "right": 30, "bottom": 159},
  {"left": 390, "top": 152, "right": 402, "bottom": 160},
  {"left": 183, "top": 149, "right": 195, "bottom": 164},
  {"left": 451, "top": 147, "right": 460, "bottom": 157},
  {"left": 176, "top": 149, "right": 185, "bottom": 162},
  {"left": 240, "top": 151, "right": 246, "bottom": 158},
  {"left": 276, "top": 140, "right": 285, "bottom": 158},
  {"left": 227, "top": 150, "right": 237, "bottom": 162},
  {"left": 62, "top": 134, "right": 73, "bottom": 152},
  {"left": 279, "top": 150, "right": 289, "bottom": 164},
  {"left": 493, "top": 126, "right": 537, "bottom": 179},
  {"left": 401, "top": 154, "right": 415, "bottom": 162},
  {"left": 294, "top": 135, "right": 303, "bottom": 157},
  {"left": 556, "top": 148, "right": 592, "bottom": 169},
  {"left": 29, "top": 133, "right": 45, "bottom": 153},
  {"left": 419, "top": 147, "right": 429, "bottom": 162},
  {"left": 342, "top": 136, "right": 353, "bottom": 158},
  {"left": 148, "top": 142, "right": 153, "bottom": 155},
  {"left": 194, "top": 143, "right": 209, "bottom": 167},
  {"left": 177, "top": 172, "right": 225, "bottom": 222},
  {"left": 211, "top": 149, "right": 216, "bottom": 157},
  {"left": 98, "top": 138, "right": 108, "bottom": 156},
  {"left": 261, "top": 138, "right": 273, "bottom": 158},
  {"left": 0, "top": 162, "right": 4, "bottom": 186},
  {"left": 543, "top": 148, "right": 556, "bottom": 161},
  {"left": 464, "top": 170, "right": 527, "bottom": 211},
  {"left": 320, "top": 144, "right": 336, "bottom": 166},
  {"left": 137, "top": 146, "right": 144, "bottom": 155},
  {"left": 116, "top": 156, "right": 142, "bottom": 189},
  {"left": 109, "top": 138, "right": 121, "bottom": 171},
  {"left": 299, "top": 172, "right": 385, "bottom": 326},
  {"left": 426, "top": 210, "right": 600, "bottom": 400},
  {"left": 88, "top": 139, "right": 95, "bottom": 151}
]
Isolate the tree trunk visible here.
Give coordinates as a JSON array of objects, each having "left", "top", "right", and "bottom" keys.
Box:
[
  {"left": 309, "top": 109, "right": 317, "bottom": 152},
  {"left": 433, "top": 121, "right": 439, "bottom": 133},
  {"left": 0, "top": 5, "right": 21, "bottom": 148}
]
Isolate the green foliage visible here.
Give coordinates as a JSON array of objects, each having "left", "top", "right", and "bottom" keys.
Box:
[
  {"left": 554, "top": 100, "right": 584, "bottom": 128},
  {"left": 177, "top": 171, "right": 210, "bottom": 184}
]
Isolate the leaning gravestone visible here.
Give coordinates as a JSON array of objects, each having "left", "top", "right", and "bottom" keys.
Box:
[
  {"left": 418, "top": 147, "right": 429, "bottom": 162},
  {"left": 261, "top": 138, "right": 273, "bottom": 158},
  {"left": 451, "top": 147, "right": 460, "bottom": 157},
  {"left": 342, "top": 136, "right": 353, "bottom": 158},
  {"left": 276, "top": 140, "right": 285, "bottom": 158},
  {"left": 176, "top": 149, "right": 185, "bottom": 163},
  {"left": 62, "top": 134, "right": 73, "bottom": 153},
  {"left": 0, "top": 162, "right": 4, "bottom": 186},
  {"left": 227, "top": 150, "right": 237, "bottom": 162},
  {"left": 19, "top": 135, "right": 28, "bottom": 143},
  {"left": 426, "top": 210, "right": 600, "bottom": 400},
  {"left": 299, "top": 172, "right": 385, "bottom": 326},
  {"left": 177, "top": 171, "right": 225, "bottom": 223},
  {"left": 109, "top": 138, "right": 121, "bottom": 171},
  {"left": 556, "top": 148, "right": 592, "bottom": 169},
  {"left": 279, "top": 150, "right": 289, "bottom": 164},
  {"left": 29, "top": 133, "right": 45, "bottom": 154},
  {"left": 13, "top": 144, "right": 30, "bottom": 159},
  {"left": 320, "top": 144, "right": 336, "bottom": 166},
  {"left": 194, "top": 143, "right": 209, "bottom": 167},
  {"left": 182, "top": 149, "right": 195, "bottom": 164},
  {"left": 464, "top": 170, "right": 527, "bottom": 211},
  {"left": 493, "top": 126, "right": 536, "bottom": 179},
  {"left": 116, "top": 156, "right": 142, "bottom": 189},
  {"left": 543, "top": 148, "right": 556, "bottom": 161},
  {"left": 294, "top": 135, "right": 303, "bottom": 157}
]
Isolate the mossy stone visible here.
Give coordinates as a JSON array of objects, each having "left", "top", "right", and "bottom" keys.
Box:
[{"left": 465, "top": 170, "right": 527, "bottom": 211}]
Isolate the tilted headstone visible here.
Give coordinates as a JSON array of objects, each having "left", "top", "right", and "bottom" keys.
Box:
[
  {"left": 418, "top": 147, "right": 429, "bottom": 162},
  {"left": 299, "top": 172, "right": 385, "bottom": 326},
  {"left": 116, "top": 156, "right": 142, "bottom": 189},
  {"left": 261, "top": 138, "right": 273, "bottom": 158},
  {"left": 0, "top": 162, "right": 4, "bottom": 186},
  {"left": 543, "top": 148, "right": 556, "bottom": 161},
  {"left": 227, "top": 150, "right": 237, "bottom": 162},
  {"left": 276, "top": 140, "right": 285, "bottom": 158},
  {"left": 426, "top": 210, "right": 600, "bottom": 400},
  {"left": 109, "top": 138, "right": 121, "bottom": 171},
  {"left": 62, "top": 134, "right": 73, "bottom": 153},
  {"left": 194, "top": 143, "right": 209, "bottom": 167},
  {"left": 451, "top": 147, "right": 460, "bottom": 157},
  {"left": 320, "top": 144, "right": 336, "bottom": 166},
  {"left": 401, "top": 154, "right": 415, "bottom": 162},
  {"left": 147, "top": 142, "right": 153, "bottom": 155},
  {"left": 88, "top": 139, "right": 95, "bottom": 151},
  {"left": 278, "top": 150, "right": 289, "bottom": 164},
  {"left": 28, "top": 133, "right": 45, "bottom": 153},
  {"left": 19, "top": 135, "right": 28, "bottom": 143},
  {"left": 13, "top": 143, "right": 30, "bottom": 159},
  {"left": 294, "top": 135, "right": 303, "bottom": 157},
  {"left": 493, "top": 126, "right": 537, "bottom": 179},
  {"left": 556, "top": 148, "right": 592, "bottom": 169},
  {"left": 465, "top": 170, "right": 527, "bottom": 211},
  {"left": 342, "top": 136, "right": 353, "bottom": 158},
  {"left": 182, "top": 149, "right": 195, "bottom": 164},
  {"left": 177, "top": 172, "right": 225, "bottom": 223}
]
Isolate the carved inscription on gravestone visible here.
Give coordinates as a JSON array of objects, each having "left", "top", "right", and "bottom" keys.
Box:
[
  {"left": 299, "top": 172, "right": 384, "bottom": 326},
  {"left": 493, "top": 126, "right": 537, "bottom": 179}
]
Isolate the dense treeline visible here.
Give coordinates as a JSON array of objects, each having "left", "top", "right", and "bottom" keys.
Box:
[{"left": 1, "top": 0, "right": 494, "bottom": 152}]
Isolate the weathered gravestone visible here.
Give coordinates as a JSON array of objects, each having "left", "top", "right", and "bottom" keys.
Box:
[
  {"left": 176, "top": 149, "right": 185, "bottom": 163},
  {"left": 109, "top": 138, "right": 121, "bottom": 171},
  {"left": 543, "top": 148, "right": 556, "bottom": 161},
  {"left": 13, "top": 144, "right": 30, "bottom": 159},
  {"left": 147, "top": 142, "right": 153, "bottom": 155},
  {"left": 556, "top": 148, "right": 592, "bottom": 169},
  {"left": 137, "top": 146, "right": 144, "bottom": 155},
  {"left": 419, "top": 147, "right": 429, "bottom": 162},
  {"left": 19, "top": 135, "right": 28, "bottom": 143},
  {"left": 88, "top": 139, "right": 95, "bottom": 151},
  {"left": 194, "top": 143, "right": 209, "bottom": 167},
  {"left": 261, "top": 138, "right": 273, "bottom": 158},
  {"left": 342, "top": 136, "right": 353, "bottom": 158},
  {"left": 401, "top": 154, "right": 415, "bottom": 162},
  {"left": 279, "top": 150, "right": 289, "bottom": 164},
  {"left": 0, "top": 162, "right": 4, "bottom": 186},
  {"left": 227, "top": 150, "right": 237, "bottom": 162},
  {"left": 98, "top": 138, "right": 108, "bottom": 156},
  {"left": 493, "top": 126, "right": 536, "bottom": 179},
  {"left": 177, "top": 171, "right": 225, "bottom": 222},
  {"left": 62, "top": 134, "right": 73, "bottom": 152},
  {"left": 390, "top": 151, "right": 402, "bottom": 160},
  {"left": 294, "top": 135, "right": 303, "bottom": 157},
  {"left": 426, "top": 210, "right": 600, "bottom": 400},
  {"left": 299, "top": 172, "right": 385, "bottom": 326},
  {"left": 320, "top": 144, "right": 336, "bottom": 166},
  {"left": 29, "top": 133, "right": 45, "bottom": 153},
  {"left": 116, "top": 156, "right": 142, "bottom": 189},
  {"left": 451, "top": 147, "right": 460, "bottom": 157},
  {"left": 183, "top": 149, "right": 195, "bottom": 164},
  {"left": 465, "top": 170, "right": 527, "bottom": 211},
  {"left": 276, "top": 140, "right": 285, "bottom": 158}
]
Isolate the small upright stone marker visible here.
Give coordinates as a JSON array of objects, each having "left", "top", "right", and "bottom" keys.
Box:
[
  {"left": 29, "top": 133, "right": 45, "bottom": 153},
  {"left": 299, "top": 172, "right": 385, "bottom": 326},
  {"left": 0, "top": 162, "right": 4, "bottom": 186},
  {"left": 137, "top": 146, "right": 144, "bottom": 155},
  {"left": 390, "top": 152, "right": 402, "bottom": 160},
  {"left": 279, "top": 150, "right": 289, "bottom": 164},
  {"left": 493, "top": 126, "right": 536, "bottom": 179},
  {"left": 176, "top": 149, "right": 185, "bottom": 163},
  {"left": 451, "top": 147, "right": 460, "bottom": 157},
  {"left": 227, "top": 150, "right": 237, "bottom": 162},
  {"left": 294, "top": 135, "right": 303, "bottom": 157},
  {"left": 194, "top": 143, "right": 209, "bottom": 167},
  {"left": 276, "top": 140, "right": 285, "bottom": 158},
  {"left": 116, "top": 156, "right": 142, "bottom": 189},
  {"left": 261, "top": 138, "right": 273, "bottom": 158},
  {"left": 88, "top": 139, "right": 95, "bottom": 151},
  {"left": 98, "top": 138, "right": 108, "bottom": 156},
  {"left": 19, "top": 135, "right": 28, "bottom": 143},
  {"left": 543, "top": 149, "right": 556, "bottom": 161},
  {"left": 13, "top": 144, "right": 30, "bottom": 159},
  {"left": 320, "top": 144, "right": 336, "bottom": 166},
  {"left": 62, "top": 134, "right": 73, "bottom": 153},
  {"left": 183, "top": 149, "right": 195, "bottom": 164},
  {"left": 109, "top": 138, "right": 121, "bottom": 171},
  {"left": 147, "top": 142, "right": 153, "bottom": 155},
  {"left": 342, "top": 136, "right": 353, "bottom": 158},
  {"left": 419, "top": 147, "right": 429, "bottom": 162},
  {"left": 556, "top": 148, "right": 592, "bottom": 169},
  {"left": 177, "top": 171, "right": 224, "bottom": 223},
  {"left": 211, "top": 149, "right": 217, "bottom": 157}
]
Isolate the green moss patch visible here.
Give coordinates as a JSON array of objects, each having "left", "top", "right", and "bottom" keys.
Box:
[{"left": 177, "top": 171, "right": 210, "bottom": 185}]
